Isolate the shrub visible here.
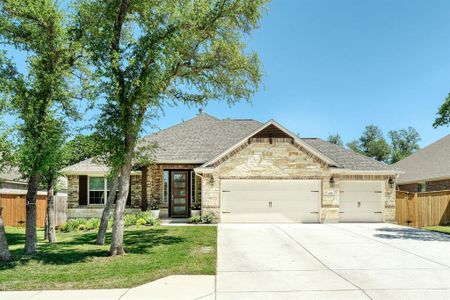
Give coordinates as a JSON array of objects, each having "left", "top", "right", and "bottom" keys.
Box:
[
  {"left": 190, "top": 202, "right": 201, "bottom": 210},
  {"left": 202, "top": 213, "right": 214, "bottom": 224},
  {"left": 189, "top": 215, "right": 202, "bottom": 224},
  {"left": 136, "top": 218, "right": 147, "bottom": 227},
  {"left": 59, "top": 212, "right": 159, "bottom": 232}
]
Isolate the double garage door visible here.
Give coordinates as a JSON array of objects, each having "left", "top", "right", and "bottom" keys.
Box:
[
  {"left": 221, "top": 180, "right": 321, "bottom": 223},
  {"left": 220, "top": 180, "right": 385, "bottom": 223}
]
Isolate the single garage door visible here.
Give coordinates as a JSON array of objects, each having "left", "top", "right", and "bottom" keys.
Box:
[
  {"left": 340, "top": 181, "right": 384, "bottom": 222},
  {"left": 221, "top": 180, "right": 321, "bottom": 223}
]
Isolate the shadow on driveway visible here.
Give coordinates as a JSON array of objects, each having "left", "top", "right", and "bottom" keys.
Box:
[{"left": 374, "top": 227, "right": 450, "bottom": 242}]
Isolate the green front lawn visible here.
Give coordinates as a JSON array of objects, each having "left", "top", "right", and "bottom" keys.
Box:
[
  {"left": 0, "top": 225, "right": 217, "bottom": 291},
  {"left": 423, "top": 226, "right": 450, "bottom": 235}
]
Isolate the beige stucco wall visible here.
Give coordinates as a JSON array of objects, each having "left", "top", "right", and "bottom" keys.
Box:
[{"left": 199, "top": 140, "right": 396, "bottom": 223}]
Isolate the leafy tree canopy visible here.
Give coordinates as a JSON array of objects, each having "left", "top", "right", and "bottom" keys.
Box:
[
  {"left": 434, "top": 93, "right": 450, "bottom": 127},
  {"left": 327, "top": 133, "right": 343, "bottom": 147},
  {"left": 388, "top": 127, "right": 420, "bottom": 164},
  {"left": 347, "top": 125, "right": 390, "bottom": 162}
]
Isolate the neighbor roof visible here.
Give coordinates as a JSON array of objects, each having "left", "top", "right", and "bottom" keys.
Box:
[
  {"left": 0, "top": 166, "right": 25, "bottom": 183},
  {"left": 394, "top": 134, "right": 450, "bottom": 184},
  {"left": 62, "top": 113, "right": 399, "bottom": 174}
]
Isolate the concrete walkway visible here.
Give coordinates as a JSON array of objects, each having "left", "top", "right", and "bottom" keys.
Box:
[
  {"left": 0, "top": 275, "right": 215, "bottom": 300},
  {"left": 217, "top": 223, "right": 450, "bottom": 300}
]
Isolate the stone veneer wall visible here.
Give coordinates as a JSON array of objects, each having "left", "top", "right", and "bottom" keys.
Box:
[
  {"left": 201, "top": 141, "right": 329, "bottom": 222},
  {"left": 66, "top": 174, "right": 142, "bottom": 211},
  {"left": 199, "top": 140, "right": 396, "bottom": 223},
  {"left": 68, "top": 175, "right": 79, "bottom": 208}
]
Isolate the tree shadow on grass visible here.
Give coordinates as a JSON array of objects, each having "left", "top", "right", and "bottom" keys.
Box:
[
  {"left": 0, "top": 227, "right": 184, "bottom": 271},
  {"left": 374, "top": 227, "right": 450, "bottom": 242}
]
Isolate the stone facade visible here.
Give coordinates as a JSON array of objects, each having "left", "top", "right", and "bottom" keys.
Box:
[
  {"left": 198, "top": 140, "right": 396, "bottom": 223},
  {"left": 67, "top": 175, "right": 79, "bottom": 208}
]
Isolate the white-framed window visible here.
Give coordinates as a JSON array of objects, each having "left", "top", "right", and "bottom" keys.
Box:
[
  {"left": 88, "top": 176, "right": 119, "bottom": 205},
  {"left": 190, "top": 171, "right": 196, "bottom": 203},
  {"left": 163, "top": 171, "right": 169, "bottom": 204}
]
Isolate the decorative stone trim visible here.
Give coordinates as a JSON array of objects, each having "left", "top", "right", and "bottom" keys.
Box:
[
  {"left": 249, "top": 137, "right": 294, "bottom": 143},
  {"left": 339, "top": 175, "right": 395, "bottom": 181},
  {"left": 322, "top": 204, "right": 339, "bottom": 208},
  {"left": 219, "top": 176, "right": 323, "bottom": 180},
  {"left": 292, "top": 142, "right": 329, "bottom": 168},
  {"left": 210, "top": 141, "right": 250, "bottom": 168}
]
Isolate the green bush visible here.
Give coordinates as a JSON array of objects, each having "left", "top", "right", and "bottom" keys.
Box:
[
  {"left": 189, "top": 215, "right": 202, "bottom": 224},
  {"left": 202, "top": 213, "right": 214, "bottom": 224},
  {"left": 188, "top": 213, "right": 214, "bottom": 224},
  {"left": 59, "top": 212, "right": 159, "bottom": 232}
]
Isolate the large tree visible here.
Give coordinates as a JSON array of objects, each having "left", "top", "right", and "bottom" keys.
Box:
[
  {"left": 0, "top": 0, "right": 81, "bottom": 253},
  {"left": 347, "top": 125, "right": 390, "bottom": 162},
  {"left": 76, "top": 0, "right": 269, "bottom": 255},
  {"left": 388, "top": 127, "right": 420, "bottom": 163},
  {"left": 434, "top": 93, "right": 450, "bottom": 127}
]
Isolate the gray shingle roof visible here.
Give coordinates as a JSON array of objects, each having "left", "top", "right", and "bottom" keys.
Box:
[
  {"left": 62, "top": 113, "right": 399, "bottom": 174},
  {"left": 61, "top": 157, "right": 109, "bottom": 174},
  {"left": 138, "top": 113, "right": 262, "bottom": 163},
  {"left": 303, "top": 138, "right": 398, "bottom": 171},
  {"left": 0, "top": 166, "right": 24, "bottom": 183},
  {"left": 393, "top": 134, "right": 450, "bottom": 184}
]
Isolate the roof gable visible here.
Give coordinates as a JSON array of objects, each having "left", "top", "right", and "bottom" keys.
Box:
[{"left": 201, "top": 120, "right": 338, "bottom": 168}]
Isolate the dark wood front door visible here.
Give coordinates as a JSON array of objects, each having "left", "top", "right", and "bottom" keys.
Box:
[{"left": 171, "top": 171, "right": 189, "bottom": 217}]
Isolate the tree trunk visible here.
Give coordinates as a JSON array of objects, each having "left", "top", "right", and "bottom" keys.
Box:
[
  {"left": 24, "top": 174, "right": 40, "bottom": 254},
  {"left": 110, "top": 140, "right": 134, "bottom": 256},
  {"left": 0, "top": 208, "right": 11, "bottom": 261},
  {"left": 47, "top": 183, "right": 57, "bottom": 243},
  {"left": 96, "top": 176, "right": 119, "bottom": 245}
]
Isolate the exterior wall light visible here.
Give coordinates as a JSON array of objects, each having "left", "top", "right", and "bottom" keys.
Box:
[
  {"left": 210, "top": 175, "right": 215, "bottom": 185},
  {"left": 329, "top": 176, "right": 335, "bottom": 188},
  {"left": 388, "top": 178, "right": 395, "bottom": 189}
]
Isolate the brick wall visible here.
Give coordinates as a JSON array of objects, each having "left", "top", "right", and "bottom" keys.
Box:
[
  {"left": 426, "top": 179, "right": 450, "bottom": 191},
  {"left": 398, "top": 179, "right": 450, "bottom": 193}
]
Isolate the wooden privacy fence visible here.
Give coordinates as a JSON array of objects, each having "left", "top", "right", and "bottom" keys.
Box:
[
  {"left": 0, "top": 194, "right": 67, "bottom": 227},
  {"left": 396, "top": 190, "right": 450, "bottom": 227}
]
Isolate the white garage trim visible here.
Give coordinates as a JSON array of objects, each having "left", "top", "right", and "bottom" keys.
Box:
[
  {"left": 220, "top": 179, "right": 321, "bottom": 223},
  {"left": 339, "top": 181, "right": 385, "bottom": 222}
]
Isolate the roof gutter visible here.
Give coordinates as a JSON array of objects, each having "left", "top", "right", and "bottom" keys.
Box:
[{"left": 330, "top": 168, "right": 403, "bottom": 176}]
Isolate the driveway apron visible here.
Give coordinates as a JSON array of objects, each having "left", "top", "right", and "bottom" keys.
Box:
[{"left": 216, "top": 223, "right": 450, "bottom": 300}]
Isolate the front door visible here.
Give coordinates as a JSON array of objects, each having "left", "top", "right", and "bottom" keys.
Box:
[{"left": 171, "top": 171, "right": 189, "bottom": 217}]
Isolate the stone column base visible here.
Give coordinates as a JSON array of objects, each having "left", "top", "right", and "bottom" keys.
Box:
[
  {"left": 384, "top": 207, "right": 395, "bottom": 223},
  {"left": 202, "top": 207, "right": 220, "bottom": 223},
  {"left": 321, "top": 208, "right": 339, "bottom": 223}
]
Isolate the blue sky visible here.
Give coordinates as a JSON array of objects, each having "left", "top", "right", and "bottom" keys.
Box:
[
  {"left": 3, "top": 0, "right": 450, "bottom": 147},
  {"left": 154, "top": 0, "right": 450, "bottom": 147}
]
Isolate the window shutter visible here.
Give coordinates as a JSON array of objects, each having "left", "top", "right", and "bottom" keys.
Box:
[
  {"left": 79, "top": 175, "right": 88, "bottom": 206},
  {"left": 126, "top": 178, "right": 131, "bottom": 206}
]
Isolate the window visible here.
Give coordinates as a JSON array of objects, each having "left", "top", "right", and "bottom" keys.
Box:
[
  {"left": 419, "top": 183, "right": 426, "bottom": 192},
  {"left": 89, "top": 176, "right": 119, "bottom": 205},
  {"left": 163, "top": 171, "right": 169, "bottom": 204},
  {"left": 89, "top": 177, "right": 105, "bottom": 204},
  {"left": 190, "top": 171, "right": 196, "bottom": 203}
]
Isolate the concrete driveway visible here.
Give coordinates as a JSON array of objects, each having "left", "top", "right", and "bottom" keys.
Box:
[{"left": 217, "top": 223, "right": 450, "bottom": 300}]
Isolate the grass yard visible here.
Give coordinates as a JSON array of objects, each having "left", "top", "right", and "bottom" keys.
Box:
[
  {"left": 423, "top": 226, "right": 450, "bottom": 235},
  {"left": 0, "top": 225, "right": 217, "bottom": 291}
]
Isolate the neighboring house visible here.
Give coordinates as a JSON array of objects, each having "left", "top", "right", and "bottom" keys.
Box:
[
  {"left": 0, "top": 166, "right": 47, "bottom": 196},
  {"left": 62, "top": 113, "right": 400, "bottom": 223},
  {"left": 394, "top": 134, "right": 450, "bottom": 192}
]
